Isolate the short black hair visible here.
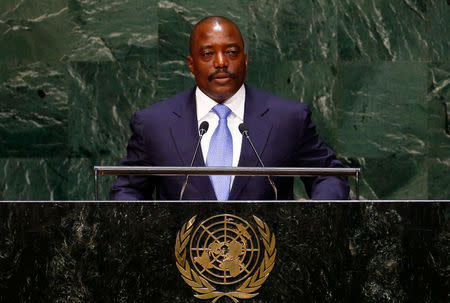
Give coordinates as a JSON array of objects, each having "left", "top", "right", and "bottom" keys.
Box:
[{"left": 189, "top": 16, "right": 244, "bottom": 55}]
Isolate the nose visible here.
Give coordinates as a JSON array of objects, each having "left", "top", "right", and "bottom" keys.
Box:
[{"left": 214, "top": 51, "right": 228, "bottom": 69}]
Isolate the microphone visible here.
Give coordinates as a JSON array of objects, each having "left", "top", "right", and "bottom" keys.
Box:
[
  {"left": 179, "top": 121, "right": 209, "bottom": 200},
  {"left": 239, "top": 123, "right": 278, "bottom": 200}
]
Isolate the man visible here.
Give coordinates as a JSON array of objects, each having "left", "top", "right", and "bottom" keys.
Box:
[{"left": 110, "top": 16, "right": 349, "bottom": 200}]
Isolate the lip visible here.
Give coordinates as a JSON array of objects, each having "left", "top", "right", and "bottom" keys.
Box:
[
  {"left": 212, "top": 73, "right": 232, "bottom": 84},
  {"left": 213, "top": 72, "right": 231, "bottom": 79}
]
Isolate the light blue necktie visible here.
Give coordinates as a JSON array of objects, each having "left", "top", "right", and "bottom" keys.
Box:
[{"left": 206, "top": 104, "right": 233, "bottom": 200}]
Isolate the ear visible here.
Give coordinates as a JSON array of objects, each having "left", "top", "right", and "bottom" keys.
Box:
[
  {"left": 187, "top": 56, "right": 195, "bottom": 74},
  {"left": 244, "top": 52, "right": 248, "bottom": 70}
]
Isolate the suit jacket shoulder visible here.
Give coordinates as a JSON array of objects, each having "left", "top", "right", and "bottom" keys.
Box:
[{"left": 244, "top": 85, "right": 313, "bottom": 137}]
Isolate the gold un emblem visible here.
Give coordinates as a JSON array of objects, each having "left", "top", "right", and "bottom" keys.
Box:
[{"left": 175, "top": 214, "right": 276, "bottom": 302}]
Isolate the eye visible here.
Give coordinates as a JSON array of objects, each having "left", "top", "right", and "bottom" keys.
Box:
[
  {"left": 225, "top": 48, "right": 239, "bottom": 58},
  {"left": 201, "top": 51, "right": 213, "bottom": 57}
]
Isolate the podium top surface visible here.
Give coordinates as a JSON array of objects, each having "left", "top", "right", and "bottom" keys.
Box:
[{"left": 1, "top": 200, "right": 449, "bottom": 203}]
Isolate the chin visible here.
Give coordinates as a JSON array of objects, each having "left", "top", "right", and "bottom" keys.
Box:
[
  {"left": 212, "top": 88, "right": 236, "bottom": 100},
  {"left": 214, "top": 93, "right": 233, "bottom": 103}
]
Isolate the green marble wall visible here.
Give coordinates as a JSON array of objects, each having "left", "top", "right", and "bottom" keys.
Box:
[{"left": 0, "top": 0, "right": 449, "bottom": 200}]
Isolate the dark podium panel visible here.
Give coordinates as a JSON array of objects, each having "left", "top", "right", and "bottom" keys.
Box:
[{"left": 0, "top": 201, "right": 449, "bottom": 302}]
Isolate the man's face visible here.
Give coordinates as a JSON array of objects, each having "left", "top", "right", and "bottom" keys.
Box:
[{"left": 187, "top": 21, "right": 247, "bottom": 103}]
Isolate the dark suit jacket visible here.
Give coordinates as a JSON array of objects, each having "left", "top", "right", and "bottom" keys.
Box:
[{"left": 110, "top": 85, "right": 349, "bottom": 200}]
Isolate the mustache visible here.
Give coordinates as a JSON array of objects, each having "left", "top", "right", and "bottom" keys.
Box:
[{"left": 208, "top": 70, "right": 237, "bottom": 82}]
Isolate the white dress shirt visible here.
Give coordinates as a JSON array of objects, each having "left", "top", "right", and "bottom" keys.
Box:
[{"left": 196, "top": 85, "right": 245, "bottom": 186}]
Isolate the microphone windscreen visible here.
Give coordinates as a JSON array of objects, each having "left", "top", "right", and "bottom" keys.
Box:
[
  {"left": 238, "top": 123, "right": 248, "bottom": 134},
  {"left": 199, "top": 121, "right": 209, "bottom": 133}
]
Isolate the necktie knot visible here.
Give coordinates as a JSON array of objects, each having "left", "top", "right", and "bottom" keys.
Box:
[{"left": 212, "top": 104, "right": 231, "bottom": 120}]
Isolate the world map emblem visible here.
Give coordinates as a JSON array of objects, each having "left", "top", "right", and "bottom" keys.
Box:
[{"left": 175, "top": 214, "right": 276, "bottom": 302}]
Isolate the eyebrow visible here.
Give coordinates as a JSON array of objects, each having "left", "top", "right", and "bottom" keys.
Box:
[
  {"left": 226, "top": 43, "right": 241, "bottom": 48},
  {"left": 199, "top": 43, "right": 241, "bottom": 51},
  {"left": 200, "top": 46, "right": 213, "bottom": 51}
]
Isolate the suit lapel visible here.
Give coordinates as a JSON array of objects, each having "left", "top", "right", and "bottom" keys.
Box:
[
  {"left": 170, "top": 89, "right": 216, "bottom": 200},
  {"left": 229, "top": 86, "right": 273, "bottom": 200}
]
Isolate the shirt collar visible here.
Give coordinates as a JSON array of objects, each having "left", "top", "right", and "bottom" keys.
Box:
[{"left": 196, "top": 84, "right": 246, "bottom": 121}]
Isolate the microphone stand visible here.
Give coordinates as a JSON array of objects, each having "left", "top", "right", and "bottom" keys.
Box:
[
  {"left": 179, "top": 122, "right": 209, "bottom": 200},
  {"left": 239, "top": 123, "right": 278, "bottom": 200}
]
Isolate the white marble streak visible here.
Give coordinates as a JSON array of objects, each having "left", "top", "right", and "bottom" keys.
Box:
[{"left": 28, "top": 7, "right": 68, "bottom": 23}]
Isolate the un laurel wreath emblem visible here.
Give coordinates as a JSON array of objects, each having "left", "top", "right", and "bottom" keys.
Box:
[{"left": 175, "top": 214, "right": 276, "bottom": 302}]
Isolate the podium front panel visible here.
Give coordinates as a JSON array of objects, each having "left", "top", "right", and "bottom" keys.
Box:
[{"left": 0, "top": 201, "right": 448, "bottom": 302}]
